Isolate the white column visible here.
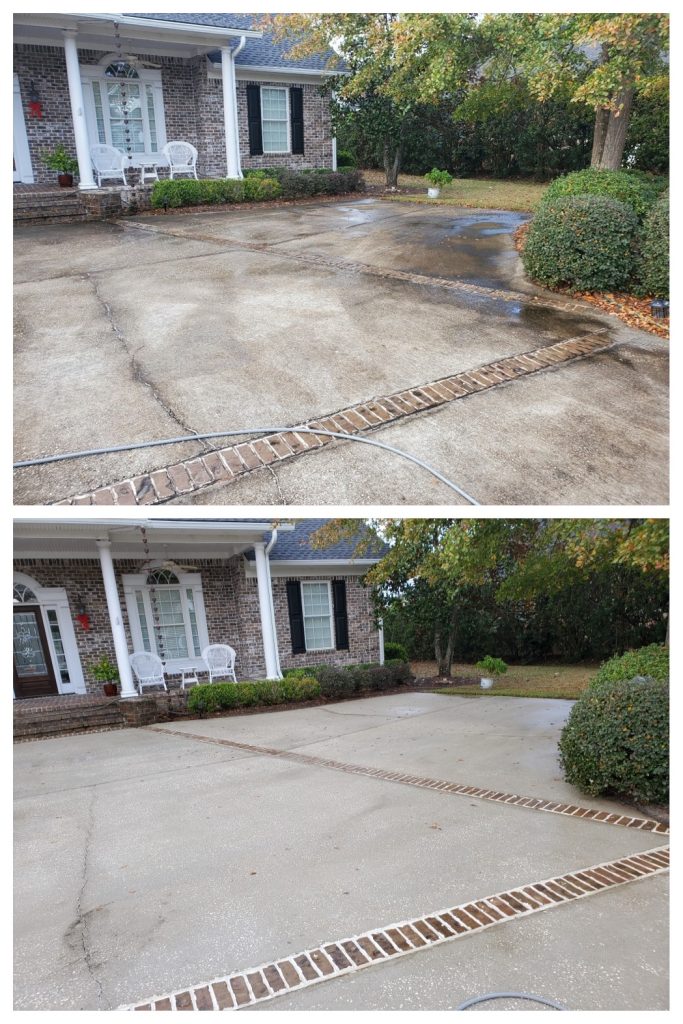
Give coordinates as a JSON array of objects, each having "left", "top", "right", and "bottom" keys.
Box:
[
  {"left": 63, "top": 31, "right": 96, "bottom": 190},
  {"left": 253, "top": 543, "right": 281, "bottom": 679},
  {"left": 331, "top": 136, "right": 338, "bottom": 171},
  {"left": 221, "top": 45, "right": 242, "bottom": 178},
  {"left": 96, "top": 540, "right": 137, "bottom": 697}
]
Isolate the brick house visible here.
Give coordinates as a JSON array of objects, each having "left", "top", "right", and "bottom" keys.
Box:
[
  {"left": 13, "top": 12, "right": 340, "bottom": 189},
  {"left": 13, "top": 519, "right": 384, "bottom": 701}
]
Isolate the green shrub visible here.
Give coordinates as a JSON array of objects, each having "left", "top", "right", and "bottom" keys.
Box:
[
  {"left": 186, "top": 677, "right": 320, "bottom": 714},
  {"left": 242, "top": 176, "right": 281, "bottom": 201},
  {"left": 316, "top": 665, "right": 358, "bottom": 699},
  {"left": 543, "top": 168, "right": 661, "bottom": 218},
  {"left": 282, "top": 667, "right": 313, "bottom": 679},
  {"left": 337, "top": 148, "right": 355, "bottom": 167},
  {"left": 558, "top": 677, "right": 669, "bottom": 803},
  {"left": 475, "top": 655, "right": 508, "bottom": 677},
  {"left": 591, "top": 644, "right": 669, "bottom": 688},
  {"left": 523, "top": 196, "right": 638, "bottom": 291},
  {"left": 277, "top": 168, "right": 364, "bottom": 199},
  {"left": 384, "top": 641, "right": 409, "bottom": 662},
  {"left": 425, "top": 167, "right": 453, "bottom": 187},
  {"left": 638, "top": 193, "right": 669, "bottom": 298}
]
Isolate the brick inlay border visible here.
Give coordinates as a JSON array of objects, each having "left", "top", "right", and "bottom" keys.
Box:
[
  {"left": 121, "top": 845, "right": 669, "bottom": 1010},
  {"left": 146, "top": 727, "right": 669, "bottom": 836},
  {"left": 59, "top": 328, "right": 611, "bottom": 505}
]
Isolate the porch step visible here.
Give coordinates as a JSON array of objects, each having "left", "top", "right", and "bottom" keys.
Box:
[
  {"left": 14, "top": 701, "right": 126, "bottom": 740},
  {"left": 14, "top": 188, "right": 88, "bottom": 224}
]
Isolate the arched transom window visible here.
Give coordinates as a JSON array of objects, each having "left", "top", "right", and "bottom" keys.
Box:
[
  {"left": 13, "top": 582, "right": 38, "bottom": 604},
  {"left": 104, "top": 60, "right": 140, "bottom": 79}
]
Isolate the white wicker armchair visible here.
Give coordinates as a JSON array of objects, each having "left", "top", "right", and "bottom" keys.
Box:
[
  {"left": 161, "top": 140, "right": 198, "bottom": 180},
  {"left": 202, "top": 644, "right": 237, "bottom": 684},
  {"left": 129, "top": 651, "right": 168, "bottom": 695},
  {"left": 90, "top": 144, "right": 127, "bottom": 187}
]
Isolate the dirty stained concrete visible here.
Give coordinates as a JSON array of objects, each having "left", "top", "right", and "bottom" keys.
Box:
[
  {"left": 13, "top": 198, "right": 668, "bottom": 504},
  {"left": 14, "top": 694, "right": 668, "bottom": 1010}
]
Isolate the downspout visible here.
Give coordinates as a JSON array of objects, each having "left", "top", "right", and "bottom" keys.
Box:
[
  {"left": 231, "top": 36, "right": 247, "bottom": 179},
  {"left": 264, "top": 525, "right": 283, "bottom": 678}
]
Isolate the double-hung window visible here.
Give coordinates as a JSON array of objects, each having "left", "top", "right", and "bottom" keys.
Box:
[
  {"left": 261, "top": 86, "right": 289, "bottom": 153},
  {"left": 123, "top": 569, "right": 208, "bottom": 664},
  {"left": 301, "top": 581, "right": 334, "bottom": 651}
]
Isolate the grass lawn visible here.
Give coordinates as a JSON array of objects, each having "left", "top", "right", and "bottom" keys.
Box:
[
  {"left": 415, "top": 661, "right": 598, "bottom": 699},
  {"left": 361, "top": 168, "right": 548, "bottom": 212}
]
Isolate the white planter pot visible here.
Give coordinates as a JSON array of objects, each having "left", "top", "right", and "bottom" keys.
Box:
[
  {"left": 427, "top": 187, "right": 441, "bottom": 199},
  {"left": 480, "top": 677, "right": 494, "bottom": 689}
]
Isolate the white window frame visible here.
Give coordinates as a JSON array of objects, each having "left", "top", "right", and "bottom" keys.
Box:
[
  {"left": 81, "top": 61, "right": 167, "bottom": 155},
  {"left": 260, "top": 85, "right": 291, "bottom": 155},
  {"left": 122, "top": 571, "right": 209, "bottom": 669},
  {"left": 12, "top": 572, "right": 86, "bottom": 696},
  {"left": 300, "top": 580, "right": 335, "bottom": 652}
]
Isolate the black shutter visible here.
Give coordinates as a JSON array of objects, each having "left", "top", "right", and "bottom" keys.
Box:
[
  {"left": 332, "top": 580, "right": 349, "bottom": 651},
  {"left": 286, "top": 581, "right": 306, "bottom": 654},
  {"left": 247, "top": 84, "right": 263, "bottom": 156},
  {"left": 290, "top": 86, "right": 304, "bottom": 155}
]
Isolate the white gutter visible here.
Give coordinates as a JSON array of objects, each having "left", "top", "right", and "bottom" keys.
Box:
[{"left": 58, "top": 14, "right": 262, "bottom": 39}]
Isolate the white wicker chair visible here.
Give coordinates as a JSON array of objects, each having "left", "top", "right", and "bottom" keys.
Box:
[
  {"left": 129, "top": 651, "right": 168, "bottom": 695},
  {"left": 90, "top": 144, "right": 128, "bottom": 187},
  {"left": 202, "top": 644, "right": 237, "bottom": 684},
  {"left": 161, "top": 140, "right": 198, "bottom": 180}
]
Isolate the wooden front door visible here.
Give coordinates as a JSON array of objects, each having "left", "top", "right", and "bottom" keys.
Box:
[{"left": 13, "top": 606, "right": 58, "bottom": 699}]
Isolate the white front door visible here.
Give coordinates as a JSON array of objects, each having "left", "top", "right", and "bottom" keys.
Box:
[{"left": 13, "top": 75, "right": 34, "bottom": 183}]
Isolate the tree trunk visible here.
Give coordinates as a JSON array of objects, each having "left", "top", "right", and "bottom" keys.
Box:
[
  {"left": 383, "top": 140, "right": 402, "bottom": 188},
  {"left": 596, "top": 86, "right": 635, "bottom": 170},
  {"left": 434, "top": 605, "right": 458, "bottom": 677},
  {"left": 590, "top": 106, "right": 611, "bottom": 167}
]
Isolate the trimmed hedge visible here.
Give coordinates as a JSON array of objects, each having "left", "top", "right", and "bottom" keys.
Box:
[
  {"left": 543, "top": 169, "right": 662, "bottom": 219},
  {"left": 639, "top": 193, "right": 669, "bottom": 298},
  {"left": 558, "top": 677, "right": 669, "bottom": 803},
  {"left": 590, "top": 643, "right": 669, "bottom": 688},
  {"left": 152, "top": 169, "right": 364, "bottom": 210},
  {"left": 187, "top": 676, "right": 320, "bottom": 714},
  {"left": 384, "top": 641, "right": 409, "bottom": 663},
  {"left": 522, "top": 195, "right": 639, "bottom": 292}
]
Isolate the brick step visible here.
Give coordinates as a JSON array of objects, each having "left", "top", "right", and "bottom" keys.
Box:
[
  {"left": 13, "top": 192, "right": 79, "bottom": 207},
  {"left": 14, "top": 202, "right": 84, "bottom": 216},
  {"left": 14, "top": 704, "right": 125, "bottom": 739}
]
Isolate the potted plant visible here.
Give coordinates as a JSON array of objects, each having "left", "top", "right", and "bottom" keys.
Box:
[
  {"left": 474, "top": 656, "right": 508, "bottom": 690},
  {"left": 41, "top": 144, "right": 79, "bottom": 187},
  {"left": 424, "top": 168, "right": 453, "bottom": 199},
  {"left": 90, "top": 656, "right": 120, "bottom": 697}
]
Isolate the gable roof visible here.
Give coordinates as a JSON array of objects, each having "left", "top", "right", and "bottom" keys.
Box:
[{"left": 132, "top": 13, "right": 341, "bottom": 71}]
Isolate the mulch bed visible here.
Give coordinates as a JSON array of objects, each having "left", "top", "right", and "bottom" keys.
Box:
[{"left": 513, "top": 222, "right": 669, "bottom": 339}]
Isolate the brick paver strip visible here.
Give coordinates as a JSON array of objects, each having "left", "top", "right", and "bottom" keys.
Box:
[
  {"left": 62, "top": 327, "right": 611, "bottom": 504},
  {"left": 120, "top": 845, "right": 668, "bottom": 1010},
  {"left": 146, "top": 726, "right": 669, "bottom": 837}
]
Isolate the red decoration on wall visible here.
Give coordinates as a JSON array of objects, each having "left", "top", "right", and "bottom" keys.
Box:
[
  {"left": 28, "top": 100, "right": 43, "bottom": 118},
  {"left": 76, "top": 612, "right": 91, "bottom": 631}
]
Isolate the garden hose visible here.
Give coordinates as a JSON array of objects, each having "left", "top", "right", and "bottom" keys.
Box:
[
  {"left": 455, "top": 991, "right": 568, "bottom": 1011},
  {"left": 13, "top": 425, "right": 480, "bottom": 505}
]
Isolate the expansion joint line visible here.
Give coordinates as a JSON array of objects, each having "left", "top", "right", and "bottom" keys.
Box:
[
  {"left": 121, "top": 845, "right": 669, "bottom": 1010},
  {"left": 145, "top": 727, "right": 669, "bottom": 836}
]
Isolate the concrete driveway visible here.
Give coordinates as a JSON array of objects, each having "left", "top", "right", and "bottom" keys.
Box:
[
  {"left": 14, "top": 198, "right": 668, "bottom": 505},
  {"left": 14, "top": 694, "right": 668, "bottom": 1010}
]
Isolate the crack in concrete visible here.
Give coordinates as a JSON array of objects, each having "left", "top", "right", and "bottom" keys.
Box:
[
  {"left": 71, "top": 788, "right": 106, "bottom": 1008},
  {"left": 85, "top": 273, "right": 211, "bottom": 452},
  {"left": 264, "top": 463, "right": 288, "bottom": 505}
]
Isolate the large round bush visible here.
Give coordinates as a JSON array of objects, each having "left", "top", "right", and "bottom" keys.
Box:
[
  {"left": 558, "top": 677, "right": 668, "bottom": 803},
  {"left": 543, "top": 168, "right": 661, "bottom": 218},
  {"left": 523, "top": 195, "right": 638, "bottom": 291},
  {"left": 591, "top": 643, "right": 668, "bottom": 688},
  {"left": 639, "top": 193, "right": 669, "bottom": 298}
]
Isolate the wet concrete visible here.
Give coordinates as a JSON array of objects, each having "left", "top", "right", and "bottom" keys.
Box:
[{"left": 13, "top": 199, "right": 668, "bottom": 504}]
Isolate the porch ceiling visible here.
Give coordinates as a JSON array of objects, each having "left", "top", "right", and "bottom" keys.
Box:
[
  {"left": 13, "top": 518, "right": 291, "bottom": 560},
  {"left": 13, "top": 13, "right": 261, "bottom": 56}
]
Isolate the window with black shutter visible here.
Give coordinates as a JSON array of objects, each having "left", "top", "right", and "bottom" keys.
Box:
[
  {"left": 286, "top": 580, "right": 306, "bottom": 654},
  {"left": 290, "top": 86, "right": 304, "bottom": 155}
]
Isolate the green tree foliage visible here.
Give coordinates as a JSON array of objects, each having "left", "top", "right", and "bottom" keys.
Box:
[
  {"left": 638, "top": 192, "right": 669, "bottom": 298},
  {"left": 311, "top": 520, "right": 669, "bottom": 673}
]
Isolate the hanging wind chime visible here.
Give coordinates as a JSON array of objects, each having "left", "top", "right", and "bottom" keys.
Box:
[
  {"left": 139, "top": 525, "right": 166, "bottom": 665},
  {"left": 113, "top": 22, "right": 134, "bottom": 173}
]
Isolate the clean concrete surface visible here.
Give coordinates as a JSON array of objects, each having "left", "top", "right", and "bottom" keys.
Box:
[
  {"left": 14, "top": 199, "right": 668, "bottom": 504},
  {"left": 14, "top": 694, "right": 668, "bottom": 1010}
]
